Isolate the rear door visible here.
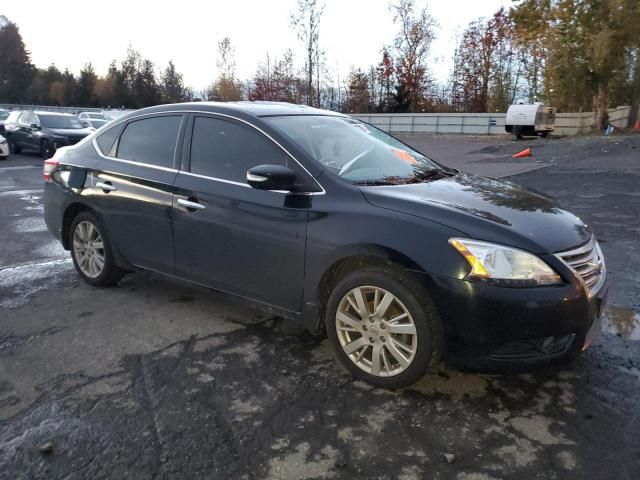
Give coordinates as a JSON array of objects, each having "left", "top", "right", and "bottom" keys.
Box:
[
  {"left": 92, "top": 114, "right": 185, "bottom": 273},
  {"left": 172, "top": 114, "right": 310, "bottom": 311},
  {"left": 15, "top": 112, "right": 34, "bottom": 148}
]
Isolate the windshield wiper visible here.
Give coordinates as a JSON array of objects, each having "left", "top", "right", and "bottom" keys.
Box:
[
  {"left": 381, "top": 169, "right": 454, "bottom": 185},
  {"left": 352, "top": 180, "right": 397, "bottom": 186}
]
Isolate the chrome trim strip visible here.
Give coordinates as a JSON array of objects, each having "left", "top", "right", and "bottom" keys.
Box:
[
  {"left": 246, "top": 173, "right": 268, "bottom": 182},
  {"left": 92, "top": 137, "right": 179, "bottom": 173},
  {"left": 554, "top": 237, "right": 606, "bottom": 297},
  {"left": 90, "top": 108, "right": 326, "bottom": 194},
  {"left": 178, "top": 170, "right": 250, "bottom": 188}
]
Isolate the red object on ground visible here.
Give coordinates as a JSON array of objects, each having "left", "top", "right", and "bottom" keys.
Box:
[
  {"left": 633, "top": 120, "right": 640, "bottom": 129},
  {"left": 512, "top": 148, "right": 532, "bottom": 159}
]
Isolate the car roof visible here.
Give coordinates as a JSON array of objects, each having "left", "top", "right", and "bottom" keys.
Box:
[
  {"left": 33, "top": 111, "right": 76, "bottom": 117},
  {"left": 125, "top": 101, "right": 346, "bottom": 119}
]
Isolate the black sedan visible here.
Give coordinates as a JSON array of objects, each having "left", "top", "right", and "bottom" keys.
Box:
[
  {"left": 43, "top": 102, "right": 607, "bottom": 388},
  {"left": 4, "top": 110, "right": 93, "bottom": 159}
]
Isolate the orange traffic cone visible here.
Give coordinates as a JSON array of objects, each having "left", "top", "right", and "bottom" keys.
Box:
[
  {"left": 512, "top": 148, "right": 532, "bottom": 159},
  {"left": 633, "top": 119, "right": 640, "bottom": 130}
]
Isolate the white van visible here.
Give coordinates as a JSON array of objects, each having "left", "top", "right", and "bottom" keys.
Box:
[{"left": 505, "top": 103, "right": 555, "bottom": 138}]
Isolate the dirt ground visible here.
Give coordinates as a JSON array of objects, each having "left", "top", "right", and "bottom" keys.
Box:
[{"left": 1, "top": 133, "right": 639, "bottom": 479}]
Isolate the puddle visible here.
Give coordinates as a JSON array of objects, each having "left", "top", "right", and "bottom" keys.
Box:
[{"left": 602, "top": 305, "right": 640, "bottom": 340}]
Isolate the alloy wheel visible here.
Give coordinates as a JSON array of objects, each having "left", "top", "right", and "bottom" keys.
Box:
[
  {"left": 336, "top": 286, "right": 418, "bottom": 377},
  {"left": 72, "top": 220, "right": 105, "bottom": 278}
]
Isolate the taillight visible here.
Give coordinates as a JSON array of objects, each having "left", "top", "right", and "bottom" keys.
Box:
[{"left": 43, "top": 158, "right": 60, "bottom": 182}]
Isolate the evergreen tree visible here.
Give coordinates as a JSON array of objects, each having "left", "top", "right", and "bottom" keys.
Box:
[
  {"left": 0, "top": 16, "right": 35, "bottom": 103},
  {"left": 77, "top": 63, "right": 97, "bottom": 107},
  {"left": 161, "top": 60, "right": 187, "bottom": 103}
]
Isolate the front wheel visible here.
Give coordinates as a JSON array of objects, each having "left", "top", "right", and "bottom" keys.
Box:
[
  {"left": 325, "top": 266, "right": 443, "bottom": 389},
  {"left": 70, "top": 211, "right": 125, "bottom": 287},
  {"left": 40, "top": 139, "right": 54, "bottom": 159}
]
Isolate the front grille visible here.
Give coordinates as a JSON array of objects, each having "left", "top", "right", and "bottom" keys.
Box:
[{"left": 555, "top": 237, "right": 606, "bottom": 297}]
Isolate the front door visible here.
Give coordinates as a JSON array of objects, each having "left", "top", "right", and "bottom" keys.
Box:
[{"left": 172, "top": 114, "right": 309, "bottom": 312}]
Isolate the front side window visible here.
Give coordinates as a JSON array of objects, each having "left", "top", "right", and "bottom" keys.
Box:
[
  {"left": 264, "top": 115, "right": 447, "bottom": 185},
  {"left": 116, "top": 115, "right": 182, "bottom": 168},
  {"left": 7, "top": 112, "right": 21, "bottom": 124},
  {"left": 189, "top": 116, "right": 289, "bottom": 183},
  {"left": 18, "top": 112, "right": 33, "bottom": 126},
  {"left": 0, "top": 111, "right": 9, "bottom": 120}
]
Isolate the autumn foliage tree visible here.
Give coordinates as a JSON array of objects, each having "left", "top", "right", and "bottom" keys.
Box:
[{"left": 390, "top": 0, "right": 437, "bottom": 112}]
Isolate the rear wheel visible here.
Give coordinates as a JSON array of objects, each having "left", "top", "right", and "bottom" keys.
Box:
[
  {"left": 325, "top": 266, "right": 443, "bottom": 389},
  {"left": 70, "top": 211, "right": 125, "bottom": 286},
  {"left": 9, "top": 140, "right": 22, "bottom": 154},
  {"left": 40, "top": 139, "right": 54, "bottom": 159}
]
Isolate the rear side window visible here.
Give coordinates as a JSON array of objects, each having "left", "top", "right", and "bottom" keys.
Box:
[
  {"left": 189, "top": 116, "right": 288, "bottom": 183},
  {"left": 95, "top": 125, "right": 122, "bottom": 156},
  {"left": 116, "top": 115, "right": 182, "bottom": 168}
]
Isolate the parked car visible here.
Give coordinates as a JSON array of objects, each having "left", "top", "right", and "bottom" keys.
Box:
[
  {"left": 4, "top": 111, "right": 93, "bottom": 158},
  {"left": 78, "top": 112, "right": 107, "bottom": 121},
  {"left": 0, "top": 134, "right": 8, "bottom": 159},
  {"left": 77, "top": 112, "right": 108, "bottom": 129},
  {"left": 505, "top": 102, "right": 556, "bottom": 139},
  {"left": 85, "top": 119, "right": 109, "bottom": 130},
  {"left": 0, "top": 108, "right": 10, "bottom": 134},
  {"left": 102, "top": 109, "right": 135, "bottom": 121},
  {"left": 43, "top": 102, "right": 607, "bottom": 388}
]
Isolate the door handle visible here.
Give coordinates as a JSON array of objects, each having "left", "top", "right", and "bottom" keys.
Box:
[
  {"left": 96, "top": 181, "right": 117, "bottom": 193},
  {"left": 177, "top": 198, "right": 206, "bottom": 211}
]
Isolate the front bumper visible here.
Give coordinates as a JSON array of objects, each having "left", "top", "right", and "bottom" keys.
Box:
[
  {"left": 418, "top": 271, "right": 608, "bottom": 371},
  {"left": 0, "top": 142, "right": 8, "bottom": 157}
]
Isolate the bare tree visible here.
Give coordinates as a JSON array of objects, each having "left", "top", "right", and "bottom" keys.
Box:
[
  {"left": 209, "top": 36, "right": 242, "bottom": 101},
  {"left": 391, "top": 0, "right": 437, "bottom": 112},
  {"left": 290, "top": 0, "right": 324, "bottom": 106}
]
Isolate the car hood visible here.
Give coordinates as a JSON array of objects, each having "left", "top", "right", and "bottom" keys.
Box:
[
  {"left": 360, "top": 173, "right": 591, "bottom": 254},
  {"left": 49, "top": 128, "right": 92, "bottom": 136}
]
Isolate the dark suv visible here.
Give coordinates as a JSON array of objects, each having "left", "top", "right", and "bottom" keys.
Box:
[
  {"left": 43, "top": 102, "right": 607, "bottom": 388},
  {"left": 4, "top": 111, "right": 93, "bottom": 158}
]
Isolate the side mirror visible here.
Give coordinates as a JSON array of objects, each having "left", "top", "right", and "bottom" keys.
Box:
[
  {"left": 246, "top": 164, "right": 296, "bottom": 191},
  {"left": 30, "top": 123, "right": 40, "bottom": 130}
]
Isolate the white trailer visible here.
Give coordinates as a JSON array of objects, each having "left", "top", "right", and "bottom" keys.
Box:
[{"left": 505, "top": 103, "right": 556, "bottom": 138}]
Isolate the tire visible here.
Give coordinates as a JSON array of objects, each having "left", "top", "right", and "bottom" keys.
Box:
[
  {"left": 325, "top": 265, "right": 443, "bottom": 389},
  {"left": 69, "top": 211, "right": 125, "bottom": 287},
  {"left": 40, "top": 139, "right": 54, "bottom": 159},
  {"left": 9, "top": 140, "right": 21, "bottom": 154}
]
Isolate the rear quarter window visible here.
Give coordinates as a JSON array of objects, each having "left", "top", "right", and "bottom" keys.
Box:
[{"left": 95, "top": 124, "right": 123, "bottom": 156}]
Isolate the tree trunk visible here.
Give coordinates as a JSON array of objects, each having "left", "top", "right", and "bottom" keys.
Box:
[
  {"left": 629, "top": 51, "right": 640, "bottom": 127},
  {"left": 592, "top": 85, "right": 609, "bottom": 131}
]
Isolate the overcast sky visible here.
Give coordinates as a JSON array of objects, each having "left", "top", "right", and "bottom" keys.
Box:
[{"left": 3, "top": 0, "right": 512, "bottom": 90}]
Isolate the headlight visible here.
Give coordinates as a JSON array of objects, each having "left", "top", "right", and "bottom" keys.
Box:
[{"left": 449, "top": 238, "right": 562, "bottom": 286}]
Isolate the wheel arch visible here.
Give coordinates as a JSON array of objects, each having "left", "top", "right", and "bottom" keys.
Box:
[
  {"left": 61, "top": 202, "right": 93, "bottom": 249},
  {"left": 304, "top": 243, "right": 428, "bottom": 336},
  {"left": 61, "top": 202, "right": 133, "bottom": 271}
]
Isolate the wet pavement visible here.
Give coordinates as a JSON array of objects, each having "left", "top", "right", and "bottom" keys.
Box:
[{"left": 1, "top": 135, "right": 639, "bottom": 479}]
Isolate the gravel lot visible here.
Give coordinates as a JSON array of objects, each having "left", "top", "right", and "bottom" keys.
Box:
[{"left": 1, "top": 134, "right": 639, "bottom": 479}]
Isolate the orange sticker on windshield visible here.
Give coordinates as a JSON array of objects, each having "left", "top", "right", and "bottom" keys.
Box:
[{"left": 391, "top": 148, "right": 418, "bottom": 164}]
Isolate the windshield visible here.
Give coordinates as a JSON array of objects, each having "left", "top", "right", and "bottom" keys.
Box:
[
  {"left": 85, "top": 113, "right": 106, "bottom": 120},
  {"left": 0, "top": 111, "right": 8, "bottom": 120},
  {"left": 40, "top": 115, "right": 85, "bottom": 129},
  {"left": 89, "top": 120, "right": 108, "bottom": 128},
  {"left": 264, "top": 115, "right": 448, "bottom": 184}
]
